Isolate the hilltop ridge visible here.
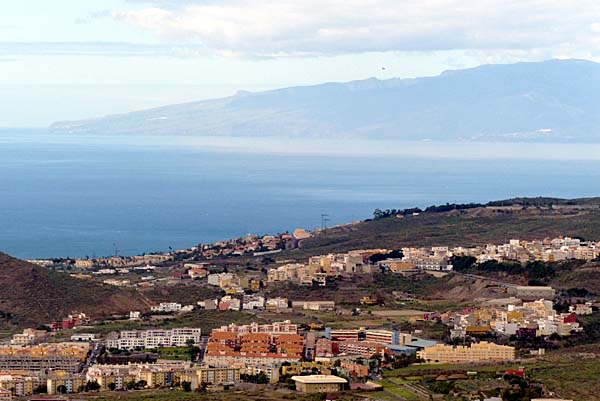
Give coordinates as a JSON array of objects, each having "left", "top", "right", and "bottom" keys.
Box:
[{"left": 51, "top": 59, "right": 600, "bottom": 142}]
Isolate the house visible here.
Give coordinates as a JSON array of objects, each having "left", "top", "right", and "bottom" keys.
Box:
[
  {"left": 188, "top": 268, "right": 209, "bottom": 279},
  {"left": 243, "top": 295, "right": 265, "bottom": 310},
  {"left": 569, "top": 303, "right": 593, "bottom": 315},
  {"left": 266, "top": 298, "right": 289, "bottom": 311}
]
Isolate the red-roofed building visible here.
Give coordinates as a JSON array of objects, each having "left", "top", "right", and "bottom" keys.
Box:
[{"left": 563, "top": 313, "right": 577, "bottom": 324}]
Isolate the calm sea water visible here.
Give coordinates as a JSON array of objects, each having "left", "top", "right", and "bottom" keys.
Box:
[{"left": 1, "top": 129, "right": 600, "bottom": 259}]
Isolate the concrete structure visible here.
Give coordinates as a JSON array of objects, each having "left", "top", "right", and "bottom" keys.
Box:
[
  {"left": 0, "top": 343, "right": 89, "bottom": 373},
  {"left": 151, "top": 302, "right": 182, "bottom": 313},
  {"left": 509, "top": 286, "right": 556, "bottom": 301},
  {"left": 10, "top": 329, "right": 46, "bottom": 346},
  {"left": 107, "top": 328, "right": 201, "bottom": 349},
  {"left": 214, "top": 320, "right": 297, "bottom": 335},
  {"left": 87, "top": 363, "right": 239, "bottom": 391},
  {"left": 417, "top": 342, "right": 515, "bottom": 364},
  {"left": 70, "top": 333, "right": 96, "bottom": 342},
  {"left": 291, "top": 375, "right": 347, "bottom": 393},
  {"left": 293, "top": 301, "right": 336, "bottom": 312}
]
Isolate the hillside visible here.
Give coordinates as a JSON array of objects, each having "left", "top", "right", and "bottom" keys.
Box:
[
  {"left": 288, "top": 198, "right": 600, "bottom": 257},
  {"left": 0, "top": 253, "right": 148, "bottom": 328},
  {"left": 51, "top": 59, "right": 600, "bottom": 142}
]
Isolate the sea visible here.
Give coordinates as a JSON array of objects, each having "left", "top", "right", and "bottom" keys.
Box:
[{"left": 2, "top": 128, "right": 600, "bottom": 259}]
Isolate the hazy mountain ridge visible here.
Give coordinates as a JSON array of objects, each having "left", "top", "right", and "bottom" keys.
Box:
[{"left": 51, "top": 59, "right": 600, "bottom": 142}]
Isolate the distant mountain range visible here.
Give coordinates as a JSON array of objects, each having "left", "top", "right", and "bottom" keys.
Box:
[{"left": 51, "top": 59, "right": 600, "bottom": 142}]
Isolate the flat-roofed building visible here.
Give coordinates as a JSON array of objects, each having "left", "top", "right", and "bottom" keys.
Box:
[
  {"left": 214, "top": 320, "right": 297, "bottom": 335},
  {"left": 327, "top": 328, "right": 360, "bottom": 341},
  {"left": 509, "top": 286, "right": 556, "bottom": 301},
  {"left": 337, "top": 340, "right": 387, "bottom": 358},
  {"left": 107, "top": 328, "right": 201, "bottom": 349},
  {"left": 291, "top": 375, "right": 347, "bottom": 393},
  {"left": 0, "top": 343, "right": 89, "bottom": 373},
  {"left": 417, "top": 341, "right": 515, "bottom": 364},
  {"left": 364, "top": 329, "right": 410, "bottom": 345}
]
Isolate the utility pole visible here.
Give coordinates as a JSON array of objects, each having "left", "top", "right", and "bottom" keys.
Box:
[{"left": 321, "top": 214, "right": 331, "bottom": 231}]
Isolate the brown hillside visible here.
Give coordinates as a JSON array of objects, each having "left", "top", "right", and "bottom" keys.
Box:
[{"left": 0, "top": 252, "right": 148, "bottom": 327}]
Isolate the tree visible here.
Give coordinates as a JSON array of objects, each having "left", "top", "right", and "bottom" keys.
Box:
[
  {"left": 450, "top": 255, "right": 477, "bottom": 272},
  {"left": 108, "top": 383, "right": 117, "bottom": 391},
  {"left": 126, "top": 380, "right": 136, "bottom": 390},
  {"left": 33, "top": 384, "right": 47, "bottom": 394},
  {"left": 181, "top": 381, "right": 192, "bottom": 392},
  {"left": 135, "top": 380, "right": 147, "bottom": 389},
  {"left": 85, "top": 381, "right": 101, "bottom": 392},
  {"left": 256, "top": 371, "right": 269, "bottom": 384},
  {"left": 56, "top": 385, "right": 68, "bottom": 394}
]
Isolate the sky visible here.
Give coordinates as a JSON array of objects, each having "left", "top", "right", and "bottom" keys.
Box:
[{"left": 2, "top": 0, "right": 600, "bottom": 126}]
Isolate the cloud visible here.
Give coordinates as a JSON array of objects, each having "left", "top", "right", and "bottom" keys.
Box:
[
  {"left": 113, "top": 0, "right": 600, "bottom": 58},
  {"left": 0, "top": 42, "right": 208, "bottom": 57}
]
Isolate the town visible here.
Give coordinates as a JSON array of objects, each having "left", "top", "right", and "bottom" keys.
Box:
[{"left": 1, "top": 235, "right": 597, "bottom": 400}]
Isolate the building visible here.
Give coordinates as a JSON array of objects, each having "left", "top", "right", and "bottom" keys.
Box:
[
  {"left": 214, "top": 321, "right": 297, "bottom": 335},
  {"left": 336, "top": 340, "right": 387, "bottom": 358},
  {"left": 46, "top": 373, "right": 87, "bottom": 395},
  {"left": 569, "top": 303, "right": 593, "bottom": 315},
  {"left": 509, "top": 286, "right": 556, "bottom": 301},
  {"left": 327, "top": 328, "right": 361, "bottom": 341},
  {"left": 294, "top": 301, "right": 335, "bottom": 312},
  {"left": 242, "top": 295, "right": 265, "bottom": 310},
  {"left": 340, "top": 361, "right": 369, "bottom": 378},
  {"left": 87, "top": 363, "right": 240, "bottom": 391},
  {"left": 291, "top": 375, "right": 347, "bottom": 393},
  {"left": 0, "top": 389, "right": 11, "bottom": 401},
  {"left": 151, "top": 302, "right": 182, "bottom": 313},
  {"left": 417, "top": 342, "right": 515, "bottom": 364},
  {"left": 0, "top": 343, "right": 89, "bottom": 373},
  {"left": 10, "top": 329, "right": 46, "bottom": 346},
  {"left": 204, "top": 324, "right": 303, "bottom": 377},
  {"left": 266, "top": 297, "right": 289, "bottom": 311},
  {"left": 364, "top": 329, "right": 410, "bottom": 345},
  {"left": 70, "top": 333, "right": 96, "bottom": 342},
  {"left": 187, "top": 267, "right": 209, "bottom": 279},
  {"left": 107, "top": 328, "right": 201, "bottom": 349}
]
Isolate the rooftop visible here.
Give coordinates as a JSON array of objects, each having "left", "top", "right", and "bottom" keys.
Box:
[{"left": 291, "top": 375, "right": 348, "bottom": 384}]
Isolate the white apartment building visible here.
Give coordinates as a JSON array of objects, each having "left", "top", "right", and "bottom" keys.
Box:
[
  {"left": 107, "top": 328, "right": 201, "bottom": 349},
  {"left": 243, "top": 295, "right": 265, "bottom": 310},
  {"left": 151, "top": 302, "right": 182, "bottom": 313}
]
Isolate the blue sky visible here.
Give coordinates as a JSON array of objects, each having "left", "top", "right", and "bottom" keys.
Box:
[{"left": 2, "top": 0, "right": 600, "bottom": 126}]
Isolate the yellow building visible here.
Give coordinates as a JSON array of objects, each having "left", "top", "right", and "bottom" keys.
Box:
[
  {"left": 0, "top": 375, "right": 40, "bottom": 397},
  {"left": 96, "top": 373, "right": 137, "bottom": 391},
  {"left": 291, "top": 375, "right": 347, "bottom": 393},
  {"left": 506, "top": 310, "right": 525, "bottom": 322},
  {"left": 197, "top": 367, "right": 240, "bottom": 384},
  {"left": 417, "top": 342, "right": 515, "bottom": 364},
  {"left": 46, "top": 373, "right": 87, "bottom": 395}
]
